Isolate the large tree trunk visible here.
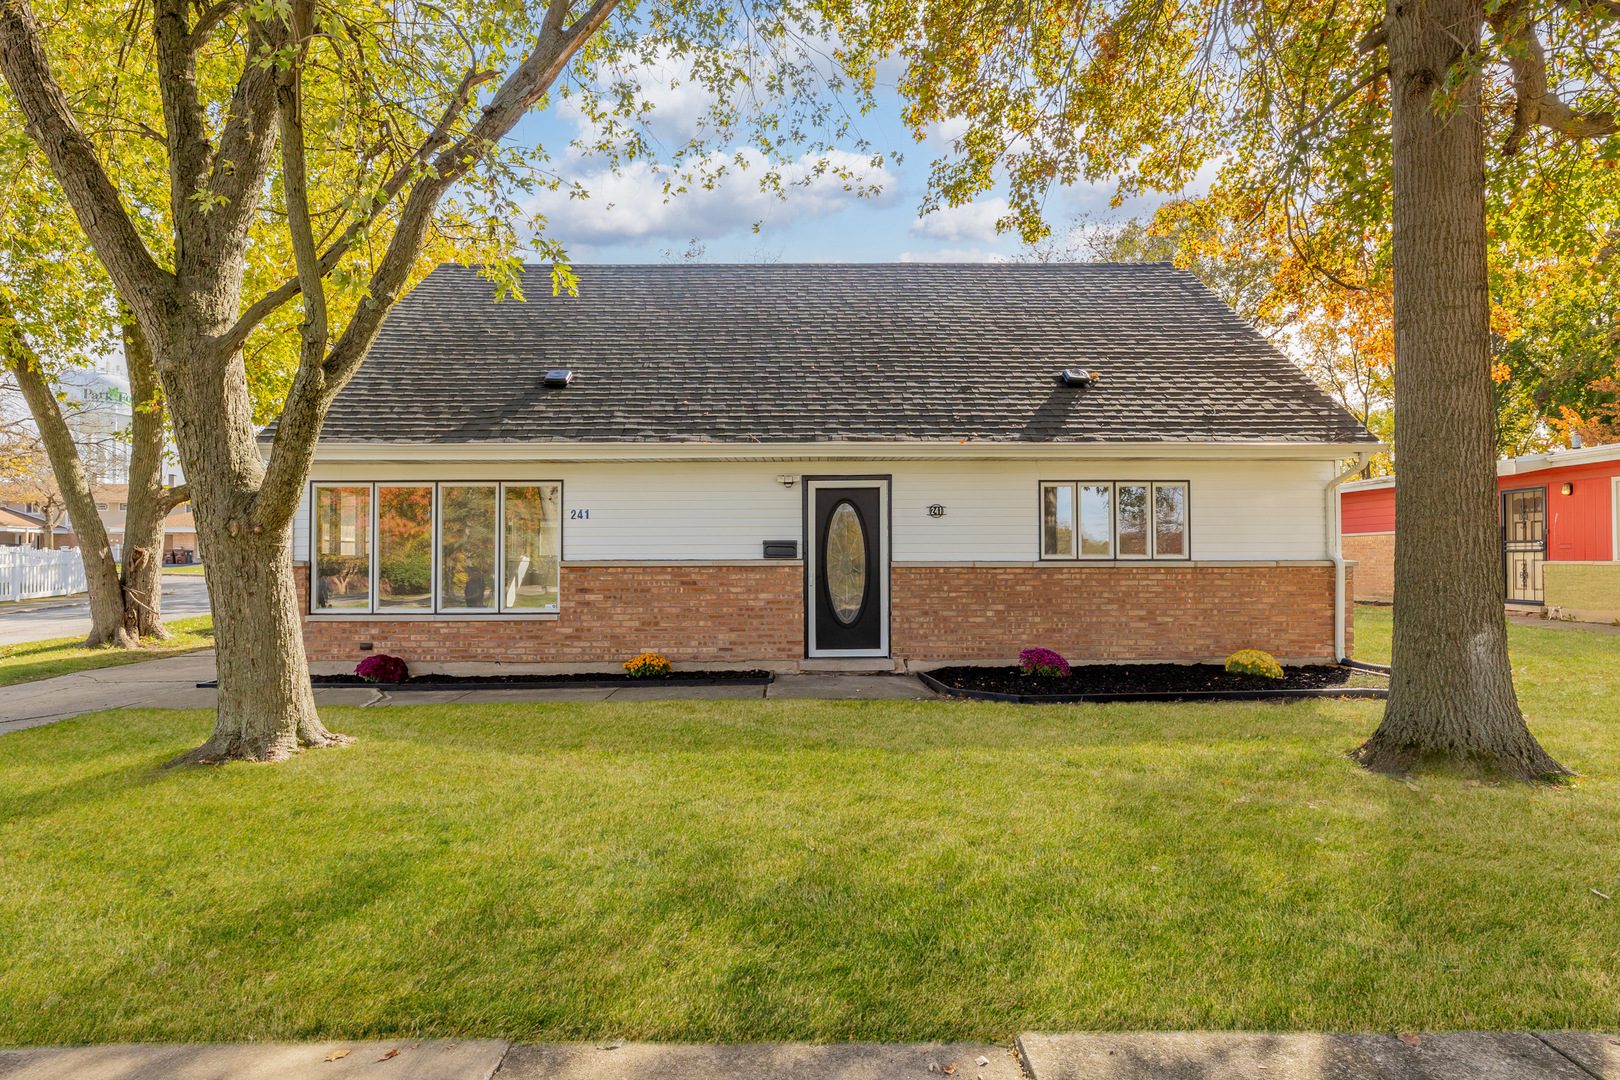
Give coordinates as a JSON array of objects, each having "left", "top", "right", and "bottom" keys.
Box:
[
  {"left": 119, "top": 314, "right": 180, "bottom": 639},
  {"left": 160, "top": 323, "right": 346, "bottom": 765},
  {"left": 0, "top": 311, "right": 130, "bottom": 646},
  {"left": 1354, "top": 0, "right": 1567, "bottom": 780},
  {"left": 174, "top": 518, "right": 341, "bottom": 763}
]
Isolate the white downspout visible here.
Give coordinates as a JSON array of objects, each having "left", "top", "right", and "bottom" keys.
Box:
[{"left": 1327, "top": 452, "right": 1372, "bottom": 663}]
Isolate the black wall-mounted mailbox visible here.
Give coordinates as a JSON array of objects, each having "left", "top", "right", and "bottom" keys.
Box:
[{"left": 763, "top": 540, "right": 798, "bottom": 559}]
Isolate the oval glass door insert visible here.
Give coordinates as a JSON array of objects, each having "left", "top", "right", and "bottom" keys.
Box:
[{"left": 824, "top": 501, "right": 867, "bottom": 625}]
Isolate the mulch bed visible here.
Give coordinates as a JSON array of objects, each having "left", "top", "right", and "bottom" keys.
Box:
[
  {"left": 920, "top": 663, "right": 1387, "bottom": 703},
  {"left": 197, "top": 670, "right": 775, "bottom": 691}
]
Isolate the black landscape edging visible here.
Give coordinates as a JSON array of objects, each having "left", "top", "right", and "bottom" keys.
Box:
[
  {"left": 1338, "top": 658, "right": 1392, "bottom": 674},
  {"left": 915, "top": 670, "right": 1389, "bottom": 704},
  {"left": 195, "top": 673, "right": 775, "bottom": 691}
]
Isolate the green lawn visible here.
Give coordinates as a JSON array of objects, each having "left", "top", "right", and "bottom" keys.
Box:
[
  {"left": 0, "top": 615, "right": 214, "bottom": 688},
  {"left": 1, "top": 606, "right": 1616, "bottom": 1044}
]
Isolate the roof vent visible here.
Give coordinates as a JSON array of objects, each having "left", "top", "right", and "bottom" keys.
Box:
[
  {"left": 543, "top": 369, "right": 573, "bottom": 388},
  {"left": 1059, "top": 368, "right": 1098, "bottom": 388}
]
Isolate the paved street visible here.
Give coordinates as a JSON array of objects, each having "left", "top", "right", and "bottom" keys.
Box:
[{"left": 0, "top": 572, "right": 210, "bottom": 646}]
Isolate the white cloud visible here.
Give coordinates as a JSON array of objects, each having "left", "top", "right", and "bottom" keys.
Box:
[
  {"left": 530, "top": 147, "right": 898, "bottom": 247},
  {"left": 908, "top": 198, "right": 1011, "bottom": 243},
  {"left": 895, "top": 248, "right": 1010, "bottom": 263}
]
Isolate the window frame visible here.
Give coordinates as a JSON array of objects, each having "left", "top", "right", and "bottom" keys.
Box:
[
  {"left": 1037, "top": 480, "right": 1191, "bottom": 561},
  {"left": 308, "top": 480, "right": 565, "bottom": 616},
  {"left": 375, "top": 483, "right": 436, "bottom": 612}
]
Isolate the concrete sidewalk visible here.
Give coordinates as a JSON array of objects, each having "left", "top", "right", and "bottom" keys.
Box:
[
  {"left": 0, "top": 653, "right": 936, "bottom": 734},
  {"left": 0, "top": 1034, "right": 1614, "bottom": 1079}
]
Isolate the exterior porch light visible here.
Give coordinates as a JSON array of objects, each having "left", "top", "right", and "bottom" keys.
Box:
[
  {"left": 777, "top": 474, "right": 797, "bottom": 488},
  {"left": 1562, "top": 482, "right": 1573, "bottom": 495}
]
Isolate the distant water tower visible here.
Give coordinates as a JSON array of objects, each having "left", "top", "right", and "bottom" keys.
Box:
[{"left": 55, "top": 366, "right": 134, "bottom": 483}]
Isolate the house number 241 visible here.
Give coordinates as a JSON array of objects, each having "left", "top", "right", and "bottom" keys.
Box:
[{"left": 569, "top": 509, "right": 590, "bottom": 520}]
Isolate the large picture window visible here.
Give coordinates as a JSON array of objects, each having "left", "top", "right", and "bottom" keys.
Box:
[
  {"left": 1039, "top": 481, "right": 1190, "bottom": 560},
  {"left": 314, "top": 486, "right": 371, "bottom": 610},
  {"left": 310, "top": 481, "right": 563, "bottom": 614}
]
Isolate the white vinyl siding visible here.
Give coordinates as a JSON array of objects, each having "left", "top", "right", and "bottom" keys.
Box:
[{"left": 296, "top": 456, "right": 1336, "bottom": 565}]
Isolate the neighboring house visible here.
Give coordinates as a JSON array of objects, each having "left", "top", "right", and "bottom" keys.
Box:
[
  {"left": 1340, "top": 442, "right": 1620, "bottom": 620},
  {"left": 279, "top": 263, "right": 1381, "bottom": 674},
  {"left": 0, "top": 504, "right": 71, "bottom": 547},
  {"left": 61, "top": 485, "right": 202, "bottom": 564}
]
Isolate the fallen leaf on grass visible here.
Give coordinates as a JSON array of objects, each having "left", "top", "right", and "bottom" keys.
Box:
[
  {"left": 1397, "top": 1033, "right": 1422, "bottom": 1047},
  {"left": 378, "top": 1048, "right": 399, "bottom": 1061},
  {"left": 323, "top": 1050, "right": 350, "bottom": 1062},
  {"left": 977, "top": 1056, "right": 990, "bottom": 1067},
  {"left": 944, "top": 1066, "right": 958, "bottom": 1075}
]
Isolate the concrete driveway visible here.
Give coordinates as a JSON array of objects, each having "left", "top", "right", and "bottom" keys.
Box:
[{"left": 0, "top": 572, "right": 210, "bottom": 646}]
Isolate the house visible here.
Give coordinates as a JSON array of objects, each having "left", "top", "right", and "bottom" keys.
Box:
[
  {"left": 60, "top": 485, "right": 201, "bottom": 564},
  {"left": 284, "top": 263, "right": 1381, "bottom": 673},
  {"left": 0, "top": 504, "right": 70, "bottom": 547},
  {"left": 1340, "top": 442, "right": 1620, "bottom": 620}
]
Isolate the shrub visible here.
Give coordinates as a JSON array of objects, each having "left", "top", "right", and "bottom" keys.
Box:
[
  {"left": 1019, "top": 647, "right": 1071, "bottom": 678},
  {"left": 355, "top": 654, "right": 410, "bottom": 683},
  {"left": 1225, "top": 649, "right": 1284, "bottom": 680},
  {"left": 623, "top": 652, "right": 672, "bottom": 679}
]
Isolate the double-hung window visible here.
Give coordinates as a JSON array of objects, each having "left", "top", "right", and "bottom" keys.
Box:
[
  {"left": 311, "top": 482, "right": 562, "bottom": 613},
  {"left": 1040, "top": 481, "right": 1189, "bottom": 560}
]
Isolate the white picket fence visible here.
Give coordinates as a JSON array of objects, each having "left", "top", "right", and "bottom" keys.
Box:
[{"left": 0, "top": 546, "right": 87, "bottom": 602}]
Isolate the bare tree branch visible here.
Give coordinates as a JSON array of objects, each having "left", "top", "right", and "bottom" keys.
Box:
[
  {"left": 159, "top": 483, "right": 191, "bottom": 513},
  {"left": 1490, "top": 0, "right": 1619, "bottom": 154},
  {"left": 190, "top": 0, "right": 244, "bottom": 45}
]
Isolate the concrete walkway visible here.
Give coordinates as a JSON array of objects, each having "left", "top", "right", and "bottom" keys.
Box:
[
  {"left": 0, "top": 1034, "right": 1614, "bottom": 1079},
  {"left": 0, "top": 653, "right": 936, "bottom": 734}
]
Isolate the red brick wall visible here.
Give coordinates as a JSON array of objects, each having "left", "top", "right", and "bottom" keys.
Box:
[
  {"left": 296, "top": 563, "right": 803, "bottom": 663},
  {"left": 1342, "top": 533, "right": 1393, "bottom": 602},
  {"left": 891, "top": 563, "right": 1343, "bottom": 662},
  {"left": 297, "top": 561, "right": 1347, "bottom": 665}
]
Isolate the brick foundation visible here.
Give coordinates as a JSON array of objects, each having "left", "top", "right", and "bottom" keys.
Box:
[
  {"left": 892, "top": 563, "right": 1345, "bottom": 662},
  {"left": 296, "top": 563, "right": 804, "bottom": 664},
  {"left": 298, "top": 561, "right": 1347, "bottom": 667},
  {"left": 1342, "top": 532, "right": 1393, "bottom": 602}
]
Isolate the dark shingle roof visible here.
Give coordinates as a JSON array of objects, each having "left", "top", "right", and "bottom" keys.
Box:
[{"left": 306, "top": 263, "right": 1376, "bottom": 445}]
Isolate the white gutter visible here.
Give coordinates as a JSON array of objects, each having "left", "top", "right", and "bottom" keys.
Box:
[
  {"left": 1327, "top": 452, "right": 1372, "bottom": 662},
  {"left": 300, "top": 439, "right": 1391, "bottom": 466}
]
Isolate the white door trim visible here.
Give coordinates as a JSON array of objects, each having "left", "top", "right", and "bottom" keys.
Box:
[{"left": 805, "top": 478, "right": 890, "bottom": 658}]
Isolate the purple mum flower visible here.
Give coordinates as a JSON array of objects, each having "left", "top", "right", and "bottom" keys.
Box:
[
  {"left": 355, "top": 653, "right": 410, "bottom": 684},
  {"left": 1019, "top": 647, "right": 1071, "bottom": 677}
]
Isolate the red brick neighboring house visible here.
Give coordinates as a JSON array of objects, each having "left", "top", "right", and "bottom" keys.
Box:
[
  {"left": 275, "top": 263, "right": 1382, "bottom": 674},
  {"left": 1339, "top": 442, "right": 1620, "bottom": 620}
]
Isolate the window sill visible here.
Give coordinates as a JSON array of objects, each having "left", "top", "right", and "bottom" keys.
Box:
[{"left": 305, "top": 612, "right": 561, "bottom": 622}]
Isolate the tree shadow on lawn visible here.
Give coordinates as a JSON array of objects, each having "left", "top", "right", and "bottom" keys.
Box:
[{"left": 4, "top": 701, "right": 1616, "bottom": 1040}]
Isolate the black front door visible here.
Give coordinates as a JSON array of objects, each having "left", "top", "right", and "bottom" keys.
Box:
[{"left": 811, "top": 485, "right": 884, "bottom": 654}]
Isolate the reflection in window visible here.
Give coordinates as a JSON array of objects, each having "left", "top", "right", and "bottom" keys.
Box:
[
  {"left": 1116, "top": 484, "right": 1149, "bottom": 557},
  {"left": 440, "top": 486, "right": 497, "bottom": 610},
  {"left": 503, "top": 484, "right": 561, "bottom": 610},
  {"left": 1078, "top": 484, "right": 1112, "bottom": 557},
  {"left": 1042, "top": 483, "right": 1075, "bottom": 558},
  {"left": 1154, "top": 484, "right": 1187, "bottom": 557},
  {"left": 314, "top": 486, "right": 370, "bottom": 610},
  {"left": 378, "top": 486, "right": 433, "bottom": 609}
]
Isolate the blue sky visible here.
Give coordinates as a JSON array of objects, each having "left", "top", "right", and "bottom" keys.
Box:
[{"left": 507, "top": 67, "right": 1184, "bottom": 265}]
